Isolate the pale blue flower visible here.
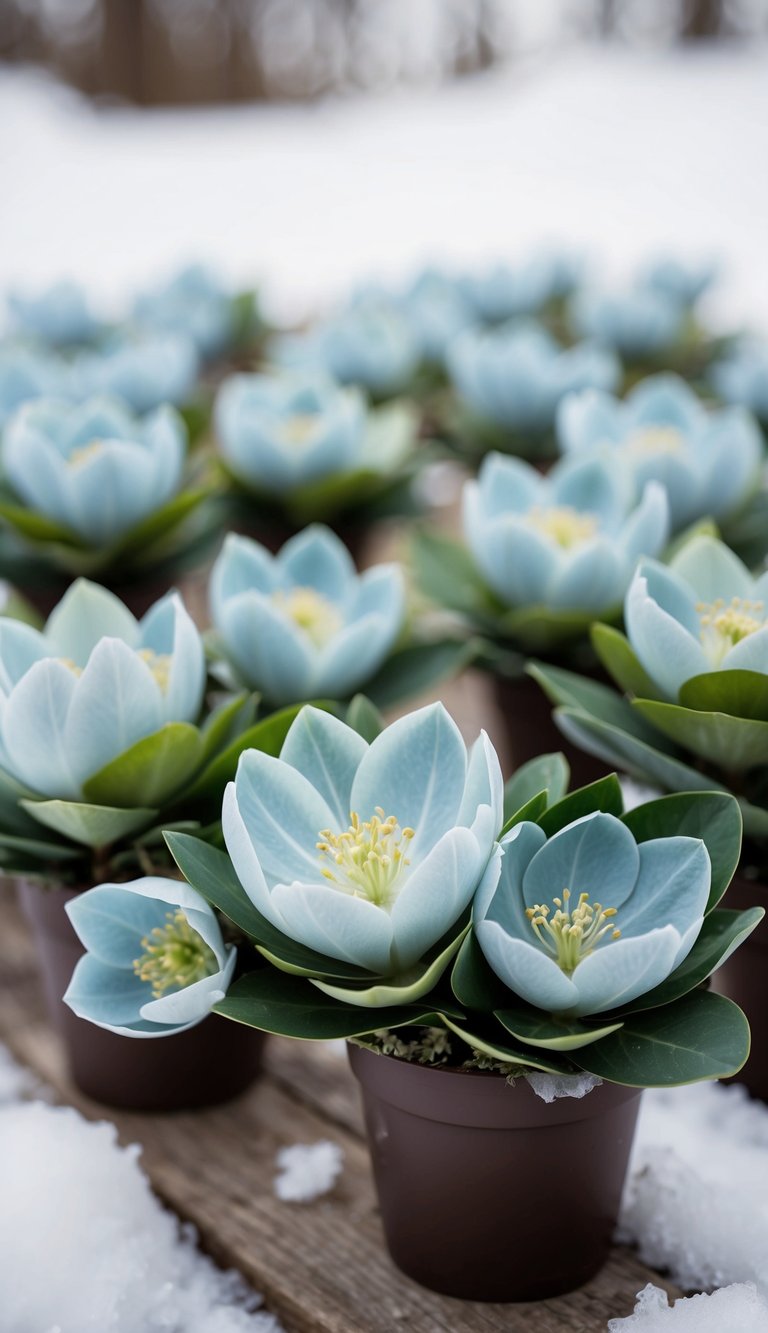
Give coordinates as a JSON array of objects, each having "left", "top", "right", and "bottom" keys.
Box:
[
  {"left": 222, "top": 703, "right": 503, "bottom": 980},
  {"left": 64, "top": 877, "right": 236, "bottom": 1037},
  {"left": 475, "top": 811, "right": 710, "bottom": 1017},
  {"left": 637, "top": 254, "right": 718, "bottom": 307},
  {"left": 398, "top": 269, "right": 474, "bottom": 363},
  {"left": 72, "top": 331, "right": 198, "bottom": 414},
  {"left": 2, "top": 396, "right": 186, "bottom": 545},
  {"left": 211, "top": 526, "right": 404, "bottom": 705},
  {"left": 7, "top": 280, "right": 101, "bottom": 346},
  {"left": 571, "top": 285, "right": 685, "bottom": 358},
  {"left": 712, "top": 340, "right": 768, "bottom": 423},
  {"left": 459, "top": 251, "right": 583, "bottom": 323},
  {"left": 462, "top": 451, "right": 668, "bottom": 615},
  {"left": 557, "top": 374, "right": 762, "bottom": 531},
  {"left": 0, "top": 343, "right": 64, "bottom": 426},
  {"left": 625, "top": 535, "right": 768, "bottom": 701},
  {"left": 448, "top": 321, "right": 619, "bottom": 433},
  {"left": 275, "top": 302, "right": 419, "bottom": 396},
  {"left": 0, "top": 578, "right": 205, "bottom": 799},
  {"left": 133, "top": 263, "right": 236, "bottom": 360}
]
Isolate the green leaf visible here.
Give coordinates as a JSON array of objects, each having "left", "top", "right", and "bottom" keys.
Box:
[
  {"left": 82, "top": 723, "right": 204, "bottom": 808},
  {"left": 345, "top": 694, "right": 384, "bottom": 743},
  {"left": 0, "top": 830, "right": 83, "bottom": 863},
  {"left": 451, "top": 931, "right": 513, "bottom": 1012},
  {"left": 494, "top": 1006, "right": 623, "bottom": 1052},
  {"left": 527, "top": 661, "right": 662, "bottom": 740},
  {"left": 22, "top": 799, "right": 156, "bottom": 848},
  {"left": 409, "top": 527, "right": 493, "bottom": 619},
  {"left": 740, "top": 798, "right": 768, "bottom": 840},
  {"left": 537, "top": 773, "right": 624, "bottom": 837},
  {"left": 679, "top": 670, "right": 768, "bottom": 723},
  {"left": 182, "top": 703, "right": 305, "bottom": 805},
  {"left": 0, "top": 765, "right": 53, "bottom": 838},
  {"left": 555, "top": 706, "right": 728, "bottom": 795},
  {"left": 312, "top": 925, "right": 468, "bottom": 1008},
  {"left": 441, "top": 1015, "right": 573, "bottom": 1074},
  {"left": 164, "top": 831, "right": 372, "bottom": 981},
  {"left": 105, "top": 488, "right": 208, "bottom": 563},
  {"left": 499, "top": 791, "right": 548, "bottom": 836},
  {"left": 632, "top": 697, "right": 768, "bottom": 771},
  {"left": 215, "top": 968, "right": 446, "bottom": 1040},
  {"left": 615, "top": 907, "right": 764, "bottom": 1015},
  {"left": 503, "top": 753, "right": 569, "bottom": 824},
  {"left": 199, "top": 691, "right": 259, "bottom": 762},
  {"left": 591, "top": 623, "right": 665, "bottom": 700},
  {"left": 363, "top": 639, "right": 477, "bottom": 710},
  {"left": 572, "top": 989, "right": 750, "bottom": 1087},
  {"left": 622, "top": 791, "right": 742, "bottom": 911},
  {"left": 0, "top": 499, "right": 89, "bottom": 548},
  {"left": 497, "top": 604, "right": 609, "bottom": 654}
]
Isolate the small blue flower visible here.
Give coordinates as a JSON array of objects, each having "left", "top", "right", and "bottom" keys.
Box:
[
  {"left": 0, "top": 343, "right": 64, "bottom": 426},
  {"left": 211, "top": 525, "right": 404, "bottom": 705},
  {"left": 7, "top": 280, "right": 101, "bottom": 346},
  {"left": 558, "top": 373, "right": 762, "bottom": 531},
  {"left": 3, "top": 395, "right": 186, "bottom": 545},
  {"left": 275, "top": 301, "right": 419, "bottom": 397},
  {"left": 398, "top": 269, "right": 474, "bottom": 363},
  {"left": 222, "top": 702, "right": 503, "bottom": 980},
  {"left": 625, "top": 534, "right": 768, "bottom": 700},
  {"left": 475, "top": 811, "right": 710, "bottom": 1017},
  {"left": 72, "top": 331, "right": 198, "bottom": 414},
  {"left": 0, "top": 578, "right": 205, "bottom": 799},
  {"left": 570, "top": 285, "right": 685, "bottom": 358},
  {"left": 133, "top": 263, "right": 236, "bottom": 360},
  {"left": 448, "top": 321, "right": 619, "bottom": 434},
  {"left": 462, "top": 450, "right": 668, "bottom": 617},
  {"left": 637, "top": 254, "right": 718, "bottom": 307},
  {"left": 64, "top": 876, "right": 236, "bottom": 1037},
  {"left": 711, "top": 340, "right": 768, "bottom": 424},
  {"left": 459, "top": 251, "right": 583, "bottom": 323}
]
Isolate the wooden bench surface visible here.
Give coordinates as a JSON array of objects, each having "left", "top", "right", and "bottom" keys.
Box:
[{"left": 0, "top": 883, "right": 679, "bottom": 1333}]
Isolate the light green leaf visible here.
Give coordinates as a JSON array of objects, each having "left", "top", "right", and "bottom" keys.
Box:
[
  {"left": 0, "top": 499, "right": 89, "bottom": 548},
  {"left": 441, "top": 1015, "right": 572, "bottom": 1074},
  {"left": 591, "top": 623, "right": 665, "bottom": 700},
  {"left": 503, "top": 752, "right": 569, "bottom": 824},
  {"left": 312, "top": 926, "right": 468, "bottom": 1009},
  {"left": 199, "top": 691, "right": 259, "bottom": 762},
  {"left": 182, "top": 703, "right": 306, "bottom": 805},
  {"left": 555, "top": 706, "right": 728, "bottom": 794},
  {"left": 632, "top": 698, "right": 768, "bottom": 771},
  {"left": 23, "top": 799, "right": 156, "bottom": 848},
  {"left": 345, "top": 694, "right": 384, "bottom": 743},
  {"left": 363, "top": 638, "right": 477, "bottom": 709},
  {"left": 82, "top": 723, "right": 204, "bottom": 808},
  {"left": 495, "top": 1007, "right": 624, "bottom": 1051},
  {"left": 679, "top": 670, "right": 768, "bottom": 724}
]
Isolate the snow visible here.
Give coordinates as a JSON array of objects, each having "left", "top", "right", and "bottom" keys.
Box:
[
  {"left": 526, "top": 1069, "right": 603, "bottom": 1102},
  {"left": 2, "top": 44, "right": 768, "bottom": 327},
  {"left": 273, "top": 1140, "right": 345, "bottom": 1203},
  {"left": 608, "top": 1282, "right": 768, "bottom": 1331}
]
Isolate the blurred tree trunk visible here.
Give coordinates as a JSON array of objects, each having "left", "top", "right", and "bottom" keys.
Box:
[
  {"left": 100, "top": 0, "right": 144, "bottom": 102},
  {"left": 681, "top": 0, "right": 725, "bottom": 39}
]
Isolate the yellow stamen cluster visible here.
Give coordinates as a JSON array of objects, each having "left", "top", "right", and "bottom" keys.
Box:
[
  {"left": 623, "top": 426, "right": 685, "bottom": 458},
  {"left": 526, "top": 888, "right": 621, "bottom": 975},
  {"left": 526, "top": 505, "right": 598, "bottom": 549},
  {"left": 272, "top": 587, "right": 343, "bottom": 647},
  {"left": 137, "top": 648, "right": 173, "bottom": 693},
  {"left": 697, "top": 596, "right": 766, "bottom": 666},
  {"left": 57, "top": 657, "right": 83, "bottom": 676},
  {"left": 67, "top": 440, "right": 105, "bottom": 468},
  {"left": 317, "top": 808, "right": 415, "bottom": 908},
  {"left": 133, "top": 910, "right": 218, "bottom": 999},
  {"left": 278, "top": 412, "right": 320, "bottom": 446}
]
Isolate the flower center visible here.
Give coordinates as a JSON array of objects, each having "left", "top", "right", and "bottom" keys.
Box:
[
  {"left": 57, "top": 656, "right": 83, "bottom": 676},
  {"left": 697, "top": 597, "right": 766, "bottom": 666},
  {"left": 526, "top": 505, "right": 598, "bottom": 549},
  {"left": 526, "top": 888, "right": 620, "bottom": 974},
  {"left": 137, "top": 648, "right": 173, "bottom": 692},
  {"left": 278, "top": 412, "right": 320, "bottom": 446},
  {"left": 133, "top": 910, "right": 218, "bottom": 999},
  {"left": 317, "top": 808, "right": 415, "bottom": 909},
  {"left": 67, "top": 439, "right": 104, "bottom": 468},
  {"left": 623, "top": 425, "right": 685, "bottom": 458},
  {"left": 272, "top": 587, "right": 343, "bottom": 647}
]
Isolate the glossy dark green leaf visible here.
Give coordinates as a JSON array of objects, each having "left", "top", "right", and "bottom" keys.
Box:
[
  {"left": 441, "top": 1014, "right": 573, "bottom": 1074},
  {"left": 554, "top": 706, "right": 726, "bottom": 794},
  {"left": 199, "top": 692, "right": 259, "bottom": 762},
  {"left": 450, "top": 931, "right": 512, "bottom": 1012},
  {"left": 23, "top": 799, "right": 156, "bottom": 848},
  {"left": 345, "top": 694, "right": 384, "bottom": 743},
  {"left": 633, "top": 697, "right": 768, "bottom": 771},
  {"left": 622, "top": 791, "right": 742, "bottom": 911},
  {"left": 494, "top": 1006, "right": 623, "bottom": 1051},
  {"left": 0, "top": 499, "right": 88, "bottom": 548},
  {"left": 679, "top": 670, "right": 768, "bottom": 723},
  {"left": 502, "top": 752, "right": 569, "bottom": 824},
  {"left": 363, "top": 638, "right": 477, "bottom": 710},
  {"left": 182, "top": 703, "right": 305, "bottom": 804},
  {"left": 537, "top": 773, "right": 624, "bottom": 837},
  {"left": 409, "top": 527, "right": 494, "bottom": 618}
]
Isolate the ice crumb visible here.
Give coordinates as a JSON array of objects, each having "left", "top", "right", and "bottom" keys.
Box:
[
  {"left": 608, "top": 1281, "right": 768, "bottom": 1329},
  {"left": 526, "top": 1070, "right": 602, "bottom": 1102},
  {"left": 620, "top": 778, "right": 663, "bottom": 811},
  {"left": 0, "top": 1100, "right": 282, "bottom": 1333},
  {"left": 273, "top": 1141, "right": 344, "bottom": 1203},
  {"left": 322, "top": 1039, "right": 348, "bottom": 1059},
  {"left": 621, "top": 1081, "right": 768, "bottom": 1294}
]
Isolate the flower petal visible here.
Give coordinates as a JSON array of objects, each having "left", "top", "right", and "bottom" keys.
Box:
[
  {"left": 625, "top": 564, "right": 708, "bottom": 699},
  {"left": 218, "top": 592, "right": 315, "bottom": 701},
  {"left": 670, "top": 534, "right": 756, "bottom": 604},
  {"left": 570, "top": 925, "right": 681, "bottom": 1016},
  {"left": 618, "top": 836, "right": 710, "bottom": 946},
  {"left": 45, "top": 579, "right": 139, "bottom": 663},
  {"left": 2, "top": 658, "right": 81, "bottom": 797},
  {"left": 65, "top": 884, "right": 169, "bottom": 966},
  {"left": 64, "top": 639, "right": 164, "bottom": 786},
  {"left": 0, "top": 619, "right": 48, "bottom": 693},
  {"left": 390, "top": 826, "right": 484, "bottom": 969},
  {"left": 475, "top": 923, "right": 579, "bottom": 1011},
  {"left": 522, "top": 812, "right": 640, "bottom": 913},
  {"left": 232, "top": 748, "right": 336, "bottom": 885},
  {"left": 139, "top": 948, "right": 236, "bottom": 1026},
  {"left": 278, "top": 525, "right": 356, "bottom": 601},
  {"left": 280, "top": 706, "right": 367, "bottom": 827},
  {"left": 268, "top": 880, "right": 393, "bottom": 973}
]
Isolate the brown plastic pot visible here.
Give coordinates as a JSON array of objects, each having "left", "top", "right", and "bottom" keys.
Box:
[
  {"left": 713, "top": 871, "right": 768, "bottom": 1103},
  {"left": 492, "top": 669, "right": 612, "bottom": 787},
  {"left": 18, "top": 879, "right": 265, "bottom": 1112},
  {"left": 348, "top": 1044, "right": 641, "bottom": 1302}
]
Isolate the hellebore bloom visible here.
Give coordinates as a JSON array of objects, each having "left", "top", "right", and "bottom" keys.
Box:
[
  {"left": 637, "top": 254, "right": 718, "bottom": 307},
  {"left": 64, "top": 877, "right": 236, "bottom": 1037},
  {"left": 0, "top": 578, "right": 205, "bottom": 799},
  {"left": 462, "top": 451, "right": 668, "bottom": 616},
  {"left": 72, "top": 331, "right": 198, "bottom": 414},
  {"left": 276, "top": 301, "right": 419, "bottom": 397},
  {"left": 625, "top": 534, "right": 768, "bottom": 701},
  {"left": 0, "top": 343, "right": 64, "bottom": 426},
  {"left": 458, "top": 251, "right": 583, "bottom": 323},
  {"left": 712, "top": 340, "right": 768, "bottom": 424},
  {"left": 211, "top": 526, "right": 404, "bottom": 705},
  {"left": 475, "top": 811, "right": 710, "bottom": 1017},
  {"left": 398, "top": 269, "right": 474, "bottom": 363},
  {"left": 448, "top": 321, "right": 619, "bottom": 434},
  {"left": 557, "top": 374, "right": 762, "bottom": 532},
  {"left": 570, "top": 285, "right": 685, "bottom": 359},
  {"left": 133, "top": 263, "right": 236, "bottom": 360},
  {"left": 222, "top": 703, "right": 503, "bottom": 980},
  {"left": 7, "top": 280, "right": 101, "bottom": 346},
  {"left": 2, "top": 396, "right": 186, "bottom": 546}
]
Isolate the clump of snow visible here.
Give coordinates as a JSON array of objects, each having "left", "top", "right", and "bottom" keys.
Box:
[
  {"left": 273, "top": 1141, "right": 344, "bottom": 1203},
  {"left": 622, "top": 1081, "right": 768, "bottom": 1294},
  {"left": 526, "top": 1070, "right": 602, "bottom": 1102},
  {"left": 608, "top": 1281, "right": 768, "bottom": 1330},
  {"left": 0, "top": 1100, "right": 282, "bottom": 1333}
]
